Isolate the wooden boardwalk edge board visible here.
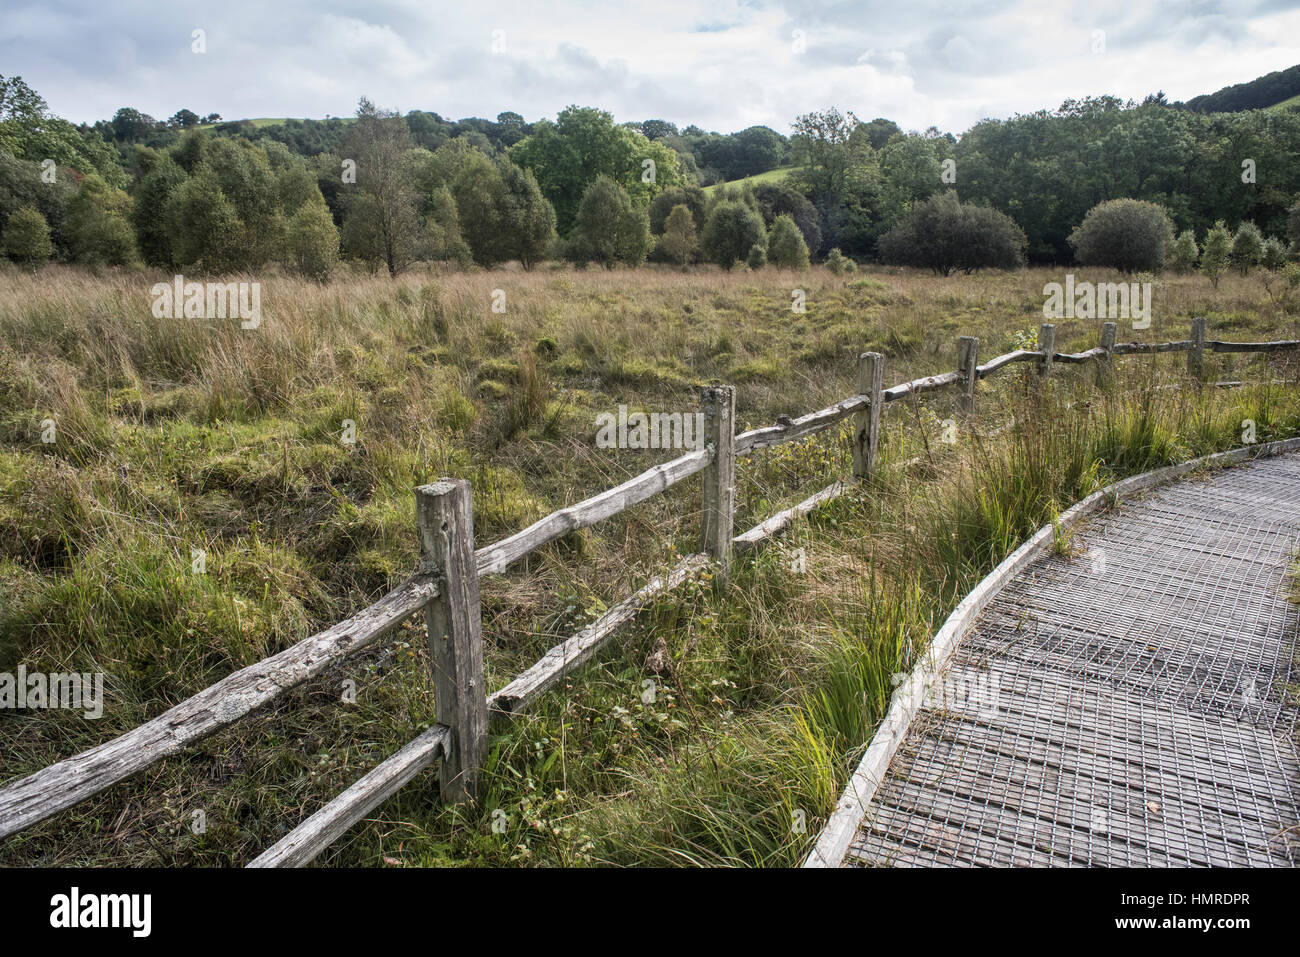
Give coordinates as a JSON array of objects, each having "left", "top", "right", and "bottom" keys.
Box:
[{"left": 802, "top": 435, "right": 1300, "bottom": 868}]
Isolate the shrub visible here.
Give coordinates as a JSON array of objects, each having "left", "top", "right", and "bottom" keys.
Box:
[
  {"left": 766, "top": 214, "right": 810, "bottom": 269},
  {"left": 566, "top": 175, "right": 651, "bottom": 268},
  {"left": 1261, "top": 237, "right": 1288, "bottom": 271},
  {"left": 1168, "top": 230, "right": 1198, "bottom": 273},
  {"left": 1230, "top": 221, "right": 1264, "bottom": 275},
  {"left": 701, "top": 200, "right": 766, "bottom": 269},
  {"left": 659, "top": 204, "right": 697, "bottom": 266},
  {"left": 746, "top": 242, "right": 767, "bottom": 270},
  {"left": 1068, "top": 198, "right": 1175, "bottom": 272},
  {"left": 1200, "top": 221, "right": 1232, "bottom": 289},
  {"left": 825, "top": 248, "right": 856, "bottom": 275},
  {"left": 2, "top": 207, "right": 53, "bottom": 265},
  {"left": 878, "top": 192, "right": 1026, "bottom": 275},
  {"left": 284, "top": 197, "right": 340, "bottom": 280}
]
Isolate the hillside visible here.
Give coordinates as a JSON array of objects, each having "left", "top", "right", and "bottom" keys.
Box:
[{"left": 1183, "top": 63, "right": 1300, "bottom": 112}]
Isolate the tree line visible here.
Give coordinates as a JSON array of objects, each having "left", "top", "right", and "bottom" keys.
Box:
[{"left": 2, "top": 73, "right": 1299, "bottom": 278}]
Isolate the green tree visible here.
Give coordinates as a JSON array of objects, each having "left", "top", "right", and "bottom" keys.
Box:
[
  {"left": 498, "top": 162, "right": 556, "bottom": 269},
  {"left": 131, "top": 156, "right": 187, "bottom": 266},
  {"left": 1068, "top": 198, "right": 1175, "bottom": 272},
  {"left": 284, "top": 196, "right": 339, "bottom": 280},
  {"left": 164, "top": 171, "right": 243, "bottom": 272},
  {"left": 508, "top": 106, "right": 681, "bottom": 234},
  {"left": 745, "top": 242, "right": 766, "bottom": 270},
  {"left": 1260, "top": 237, "right": 1287, "bottom": 271},
  {"left": 766, "top": 214, "right": 810, "bottom": 268},
  {"left": 64, "top": 173, "right": 137, "bottom": 265},
  {"left": 878, "top": 192, "right": 1026, "bottom": 275},
  {"left": 649, "top": 185, "right": 706, "bottom": 235},
  {"left": 340, "top": 97, "right": 424, "bottom": 276},
  {"left": 1200, "top": 221, "right": 1232, "bottom": 289},
  {"left": 2, "top": 205, "right": 52, "bottom": 265},
  {"left": 659, "top": 204, "right": 697, "bottom": 266},
  {"left": 1230, "top": 221, "right": 1264, "bottom": 275},
  {"left": 566, "top": 175, "right": 649, "bottom": 267},
  {"left": 1168, "top": 230, "right": 1199, "bottom": 273},
  {"left": 701, "top": 200, "right": 766, "bottom": 269}
]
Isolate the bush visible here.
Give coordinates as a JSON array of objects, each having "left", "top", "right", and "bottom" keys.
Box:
[
  {"left": 766, "top": 214, "right": 810, "bottom": 269},
  {"left": 65, "top": 174, "right": 137, "bottom": 266},
  {"left": 1168, "top": 230, "right": 1198, "bottom": 273},
  {"left": 2, "top": 207, "right": 53, "bottom": 265},
  {"left": 566, "top": 175, "right": 651, "bottom": 268},
  {"left": 1200, "top": 221, "right": 1232, "bottom": 289},
  {"left": 284, "top": 197, "right": 340, "bottom": 280},
  {"left": 701, "top": 200, "right": 766, "bottom": 269},
  {"left": 1260, "top": 237, "right": 1287, "bottom": 271},
  {"left": 1068, "top": 198, "right": 1175, "bottom": 272},
  {"left": 1230, "top": 221, "right": 1263, "bottom": 275},
  {"left": 746, "top": 242, "right": 767, "bottom": 270},
  {"left": 878, "top": 192, "right": 1026, "bottom": 275},
  {"left": 825, "top": 248, "right": 856, "bottom": 275},
  {"left": 659, "top": 204, "right": 697, "bottom": 266}
]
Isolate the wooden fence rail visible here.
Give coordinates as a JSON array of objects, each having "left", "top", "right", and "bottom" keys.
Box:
[{"left": 2, "top": 317, "right": 1296, "bottom": 864}]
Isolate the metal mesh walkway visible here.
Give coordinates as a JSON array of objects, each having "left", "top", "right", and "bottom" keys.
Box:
[{"left": 847, "top": 454, "right": 1300, "bottom": 867}]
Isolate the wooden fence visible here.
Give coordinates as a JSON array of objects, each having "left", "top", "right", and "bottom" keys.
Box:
[{"left": 1, "top": 318, "right": 1296, "bottom": 866}]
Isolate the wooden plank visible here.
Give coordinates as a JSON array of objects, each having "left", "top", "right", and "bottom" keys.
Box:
[
  {"left": 1038, "top": 323, "right": 1055, "bottom": 377},
  {"left": 735, "top": 395, "right": 867, "bottom": 457},
  {"left": 976, "top": 349, "right": 1038, "bottom": 378},
  {"left": 1052, "top": 347, "right": 1106, "bottom": 364},
  {"left": 852, "top": 352, "right": 883, "bottom": 478},
  {"left": 417, "top": 480, "right": 487, "bottom": 804},
  {"left": 489, "top": 554, "right": 711, "bottom": 719},
  {"left": 957, "top": 337, "right": 978, "bottom": 414},
  {"left": 733, "top": 480, "right": 851, "bottom": 553},
  {"left": 883, "top": 370, "right": 962, "bottom": 402},
  {"left": 701, "top": 386, "right": 736, "bottom": 581},
  {"left": 1208, "top": 339, "right": 1300, "bottom": 353},
  {"left": 0, "top": 574, "right": 438, "bottom": 841},
  {"left": 247, "top": 725, "right": 450, "bottom": 868},
  {"left": 1098, "top": 322, "right": 1117, "bottom": 385},
  {"left": 1111, "top": 340, "right": 1194, "bottom": 355},
  {"left": 475, "top": 447, "right": 712, "bottom": 576},
  {"left": 1189, "top": 317, "right": 1206, "bottom": 380}
]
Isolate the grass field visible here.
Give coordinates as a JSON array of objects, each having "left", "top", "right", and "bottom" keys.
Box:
[
  {"left": 0, "top": 261, "right": 1297, "bottom": 866},
  {"left": 703, "top": 165, "right": 800, "bottom": 194}
]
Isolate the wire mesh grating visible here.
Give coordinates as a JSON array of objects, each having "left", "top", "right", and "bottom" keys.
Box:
[{"left": 848, "top": 454, "right": 1300, "bottom": 867}]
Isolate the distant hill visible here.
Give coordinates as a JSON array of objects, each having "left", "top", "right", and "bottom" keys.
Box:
[{"left": 1182, "top": 64, "right": 1300, "bottom": 113}]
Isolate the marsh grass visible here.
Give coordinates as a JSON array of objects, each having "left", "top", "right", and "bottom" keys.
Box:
[{"left": 0, "top": 261, "right": 1296, "bottom": 866}]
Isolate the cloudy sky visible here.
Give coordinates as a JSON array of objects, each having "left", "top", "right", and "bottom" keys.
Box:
[{"left": 4, "top": 0, "right": 1299, "bottom": 135}]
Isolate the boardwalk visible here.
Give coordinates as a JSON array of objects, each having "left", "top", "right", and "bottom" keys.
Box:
[{"left": 818, "top": 451, "right": 1300, "bottom": 867}]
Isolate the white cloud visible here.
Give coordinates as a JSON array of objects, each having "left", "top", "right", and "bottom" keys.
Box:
[{"left": 2, "top": 0, "right": 1296, "bottom": 135}]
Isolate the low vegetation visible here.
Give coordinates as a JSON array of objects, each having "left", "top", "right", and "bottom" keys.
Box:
[{"left": 0, "top": 262, "right": 1296, "bottom": 866}]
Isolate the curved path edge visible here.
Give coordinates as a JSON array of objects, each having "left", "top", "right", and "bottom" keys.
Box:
[{"left": 804, "top": 436, "right": 1300, "bottom": 868}]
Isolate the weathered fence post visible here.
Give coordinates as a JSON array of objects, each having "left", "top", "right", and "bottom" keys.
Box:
[
  {"left": 701, "top": 385, "right": 736, "bottom": 582},
  {"left": 852, "top": 351, "right": 884, "bottom": 480},
  {"left": 1098, "top": 321, "right": 1117, "bottom": 386},
  {"left": 415, "top": 480, "right": 487, "bottom": 804},
  {"left": 1188, "top": 316, "right": 1207, "bottom": 383},
  {"left": 1038, "top": 323, "right": 1056, "bottom": 378},
  {"left": 957, "top": 336, "right": 979, "bottom": 414}
]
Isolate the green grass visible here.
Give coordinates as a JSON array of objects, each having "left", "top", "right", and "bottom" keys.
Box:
[
  {"left": 703, "top": 165, "right": 800, "bottom": 194},
  {"left": 0, "top": 262, "right": 1296, "bottom": 866}
]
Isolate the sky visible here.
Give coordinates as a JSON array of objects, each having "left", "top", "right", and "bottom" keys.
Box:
[{"left": 3, "top": 0, "right": 1300, "bottom": 136}]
